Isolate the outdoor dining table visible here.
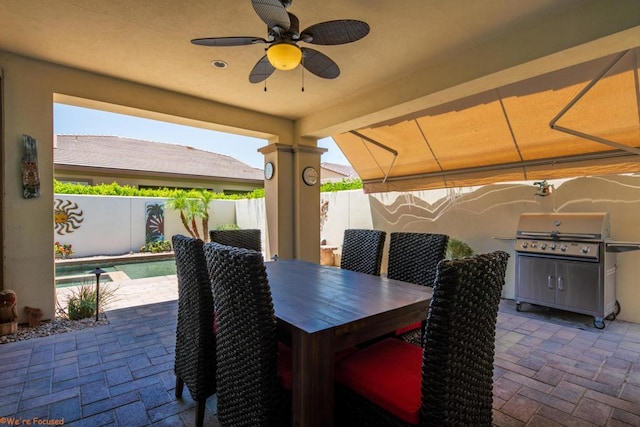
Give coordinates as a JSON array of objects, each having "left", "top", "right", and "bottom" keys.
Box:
[{"left": 265, "top": 259, "right": 433, "bottom": 427}]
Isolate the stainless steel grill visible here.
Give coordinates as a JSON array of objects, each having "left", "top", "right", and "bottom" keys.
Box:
[{"left": 514, "top": 212, "right": 623, "bottom": 329}]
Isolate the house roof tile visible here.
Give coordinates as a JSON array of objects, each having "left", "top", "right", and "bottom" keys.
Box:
[
  {"left": 54, "top": 135, "right": 263, "bottom": 182},
  {"left": 320, "top": 162, "right": 358, "bottom": 178}
]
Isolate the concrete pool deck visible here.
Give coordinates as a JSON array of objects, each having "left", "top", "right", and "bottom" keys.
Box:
[
  {"left": 55, "top": 252, "right": 178, "bottom": 311},
  {"left": 56, "top": 273, "right": 179, "bottom": 312}
]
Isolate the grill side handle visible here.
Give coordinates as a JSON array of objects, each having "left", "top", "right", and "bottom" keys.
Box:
[
  {"left": 518, "top": 231, "right": 601, "bottom": 240},
  {"left": 606, "top": 242, "right": 640, "bottom": 253}
]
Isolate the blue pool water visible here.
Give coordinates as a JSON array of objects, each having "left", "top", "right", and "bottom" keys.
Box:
[{"left": 55, "top": 259, "right": 176, "bottom": 287}]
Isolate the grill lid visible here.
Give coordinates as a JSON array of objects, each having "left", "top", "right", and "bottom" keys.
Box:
[{"left": 516, "top": 212, "right": 610, "bottom": 241}]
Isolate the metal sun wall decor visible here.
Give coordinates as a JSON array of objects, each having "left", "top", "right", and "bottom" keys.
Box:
[
  {"left": 21, "top": 134, "right": 40, "bottom": 199},
  {"left": 54, "top": 199, "right": 84, "bottom": 235}
]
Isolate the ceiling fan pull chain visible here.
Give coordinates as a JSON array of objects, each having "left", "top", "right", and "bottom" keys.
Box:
[{"left": 301, "top": 55, "right": 305, "bottom": 92}]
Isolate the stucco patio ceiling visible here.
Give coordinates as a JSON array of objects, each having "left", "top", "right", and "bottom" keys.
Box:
[
  {"left": 1, "top": 1, "right": 639, "bottom": 191},
  {"left": 335, "top": 49, "right": 640, "bottom": 193}
]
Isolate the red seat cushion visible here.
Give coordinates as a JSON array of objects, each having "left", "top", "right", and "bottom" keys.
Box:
[
  {"left": 335, "top": 338, "right": 422, "bottom": 425},
  {"left": 395, "top": 321, "right": 421, "bottom": 336}
]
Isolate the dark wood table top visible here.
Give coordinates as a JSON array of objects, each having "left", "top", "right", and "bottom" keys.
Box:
[{"left": 266, "top": 259, "right": 432, "bottom": 334}]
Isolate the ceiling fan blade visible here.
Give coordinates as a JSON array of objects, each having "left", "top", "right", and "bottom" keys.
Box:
[
  {"left": 249, "top": 55, "right": 276, "bottom": 83},
  {"left": 302, "top": 48, "right": 339, "bottom": 79},
  {"left": 251, "top": 0, "right": 290, "bottom": 32},
  {"left": 300, "top": 20, "right": 369, "bottom": 45},
  {"left": 191, "top": 37, "right": 267, "bottom": 47}
]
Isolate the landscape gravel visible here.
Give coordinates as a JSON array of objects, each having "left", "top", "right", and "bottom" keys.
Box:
[{"left": 0, "top": 315, "right": 109, "bottom": 344}]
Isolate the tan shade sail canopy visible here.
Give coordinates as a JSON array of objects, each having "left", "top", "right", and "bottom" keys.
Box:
[{"left": 334, "top": 48, "right": 640, "bottom": 193}]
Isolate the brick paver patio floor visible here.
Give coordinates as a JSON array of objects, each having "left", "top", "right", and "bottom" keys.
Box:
[{"left": 1, "top": 275, "right": 639, "bottom": 426}]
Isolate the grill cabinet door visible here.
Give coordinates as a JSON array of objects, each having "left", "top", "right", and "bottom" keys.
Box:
[
  {"left": 555, "top": 260, "right": 601, "bottom": 313},
  {"left": 516, "top": 255, "right": 556, "bottom": 305}
]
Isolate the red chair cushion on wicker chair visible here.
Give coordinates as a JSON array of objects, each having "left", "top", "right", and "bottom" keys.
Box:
[{"left": 335, "top": 338, "right": 422, "bottom": 425}]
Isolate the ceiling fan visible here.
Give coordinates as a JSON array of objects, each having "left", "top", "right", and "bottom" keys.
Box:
[{"left": 191, "top": 0, "right": 370, "bottom": 83}]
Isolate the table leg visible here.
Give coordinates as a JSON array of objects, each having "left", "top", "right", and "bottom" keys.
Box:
[{"left": 291, "top": 328, "right": 334, "bottom": 427}]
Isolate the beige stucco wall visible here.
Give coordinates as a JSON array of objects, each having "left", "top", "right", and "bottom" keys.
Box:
[
  {"left": 0, "top": 51, "right": 300, "bottom": 323},
  {"left": 53, "top": 195, "right": 237, "bottom": 257},
  {"left": 224, "top": 177, "right": 640, "bottom": 325},
  {"left": 316, "top": 176, "right": 640, "bottom": 323}
]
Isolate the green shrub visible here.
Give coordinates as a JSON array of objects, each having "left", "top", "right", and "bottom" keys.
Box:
[
  {"left": 320, "top": 178, "right": 362, "bottom": 192},
  {"left": 54, "top": 179, "right": 363, "bottom": 198},
  {"left": 60, "top": 281, "right": 119, "bottom": 320},
  {"left": 67, "top": 290, "right": 96, "bottom": 320},
  {"left": 446, "top": 238, "right": 474, "bottom": 259},
  {"left": 140, "top": 240, "right": 172, "bottom": 253},
  {"left": 54, "top": 180, "right": 265, "bottom": 200},
  {"left": 216, "top": 224, "right": 241, "bottom": 230}
]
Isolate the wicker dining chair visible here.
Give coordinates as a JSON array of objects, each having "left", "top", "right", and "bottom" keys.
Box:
[
  {"left": 340, "top": 229, "right": 387, "bottom": 276},
  {"left": 209, "top": 228, "right": 262, "bottom": 251},
  {"left": 171, "top": 234, "right": 216, "bottom": 427},
  {"left": 335, "top": 251, "right": 510, "bottom": 426},
  {"left": 387, "top": 232, "right": 449, "bottom": 342},
  {"left": 203, "top": 242, "right": 291, "bottom": 427}
]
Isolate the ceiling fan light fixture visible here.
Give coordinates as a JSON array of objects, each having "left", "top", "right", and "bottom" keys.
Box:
[{"left": 267, "top": 42, "right": 302, "bottom": 71}]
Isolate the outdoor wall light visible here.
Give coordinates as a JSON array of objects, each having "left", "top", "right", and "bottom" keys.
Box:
[
  {"left": 90, "top": 267, "right": 106, "bottom": 322},
  {"left": 267, "top": 42, "right": 302, "bottom": 70}
]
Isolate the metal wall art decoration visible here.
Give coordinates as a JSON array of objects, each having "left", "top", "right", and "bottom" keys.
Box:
[
  {"left": 22, "top": 134, "right": 40, "bottom": 199},
  {"left": 145, "top": 202, "right": 165, "bottom": 243},
  {"left": 54, "top": 199, "right": 84, "bottom": 235}
]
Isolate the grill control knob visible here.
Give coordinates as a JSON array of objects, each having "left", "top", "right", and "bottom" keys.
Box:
[
  {"left": 521, "top": 242, "right": 528, "bottom": 249},
  {"left": 550, "top": 243, "right": 556, "bottom": 250},
  {"left": 581, "top": 246, "right": 590, "bottom": 253},
  {"left": 540, "top": 243, "right": 547, "bottom": 250},
  {"left": 531, "top": 242, "right": 537, "bottom": 248},
  {"left": 560, "top": 244, "right": 567, "bottom": 252}
]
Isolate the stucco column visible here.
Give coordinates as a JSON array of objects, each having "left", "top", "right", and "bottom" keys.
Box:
[
  {"left": 259, "top": 143, "right": 295, "bottom": 260},
  {"left": 259, "top": 140, "right": 326, "bottom": 262},
  {"left": 293, "top": 143, "right": 327, "bottom": 262}
]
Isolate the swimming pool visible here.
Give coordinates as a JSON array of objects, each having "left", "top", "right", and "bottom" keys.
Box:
[{"left": 55, "top": 257, "right": 176, "bottom": 287}]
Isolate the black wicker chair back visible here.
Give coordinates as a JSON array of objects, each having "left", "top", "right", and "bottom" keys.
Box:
[
  {"left": 340, "top": 229, "right": 387, "bottom": 276},
  {"left": 421, "top": 251, "right": 509, "bottom": 425},
  {"left": 335, "top": 251, "right": 509, "bottom": 426},
  {"left": 172, "top": 234, "right": 216, "bottom": 427},
  {"left": 209, "top": 229, "right": 262, "bottom": 252},
  {"left": 387, "top": 232, "right": 449, "bottom": 287},
  {"left": 387, "top": 232, "right": 449, "bottom": 342},
  {"left": 203, "top": 242, "right": 286, "bottom": 427}
]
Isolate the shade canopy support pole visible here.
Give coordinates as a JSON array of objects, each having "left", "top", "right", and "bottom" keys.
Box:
[
  {"left": 549, "top": 49, "right": 640, "bottom": 156},
  {"left": 349, "top": 130, "right": 398, "bottom": 183}
]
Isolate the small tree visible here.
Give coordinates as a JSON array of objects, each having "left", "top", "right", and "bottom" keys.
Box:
[
  {"left": 197, "top": 190, "right": 215, "bottom": 240},
  {"left": 167, "top": 189, "right": 213, "bottom": 241},
  {"left": 166, "top": 191, "right": 196, "bottom": 238}
]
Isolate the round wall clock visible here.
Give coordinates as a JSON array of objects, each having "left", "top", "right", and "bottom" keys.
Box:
[
  {"left": 264, "top": 162, "right": 275, "bottom": 180},
  {"left": 302, "top": 166, "right": 319, "bottom": 186}
]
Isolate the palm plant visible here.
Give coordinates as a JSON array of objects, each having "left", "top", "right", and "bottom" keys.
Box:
[
  {"left": 184, "top": 198, "right": 204, "bottom": 240},
  {"left": 167, "top": 191, "right": 197, "bottom": 238},
  {"left": 197, "top": 190, "right": 215, "bottom": 240},
  {"left": 167, "top": 190, "right": 213, "bottom": 240}
]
